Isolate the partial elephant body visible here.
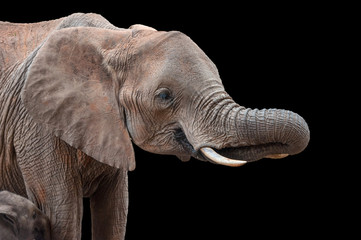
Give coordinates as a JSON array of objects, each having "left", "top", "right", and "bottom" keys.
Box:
[
  {"left": 0, "top": 13, "right": 310, "bottom": 240},
  {"left": 0, "top": 190, "right": 51, "bottom": 240},
  {"left": 1, "top": 13, "right": 130, "bottom": 239}
]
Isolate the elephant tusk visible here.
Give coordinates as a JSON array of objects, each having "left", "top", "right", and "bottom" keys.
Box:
[{"left": 200, "top": 147, "right": 247, "bottom": 167}]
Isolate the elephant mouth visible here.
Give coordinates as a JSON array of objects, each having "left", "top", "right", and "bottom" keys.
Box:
[
  {"left": 218, "top": 143, "right": 288, "bottom": 160},
  {"left": 174, "top": 128, "right": 289, "bottom": 166},
  {"left": 199, "top": 143, "right": 289, "bottom": 167},
  {"left": 174, "top": 128, "right": 199, "bottom": 158}
]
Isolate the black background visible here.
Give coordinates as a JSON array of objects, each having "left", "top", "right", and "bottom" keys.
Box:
[{"left": 1, "top": 2, "right": 331, "bottom": 239}]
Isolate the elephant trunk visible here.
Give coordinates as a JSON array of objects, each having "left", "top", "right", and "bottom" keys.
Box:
[
  {"left": 238, "top": 108, "right": 309, "bottom": 156},
  {"left": 199, "top": 106, "right": 310, "bottom": 166}
]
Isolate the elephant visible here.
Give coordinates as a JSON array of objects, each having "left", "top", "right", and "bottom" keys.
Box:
[
  {"left": 0, "top": 13, "right": 310, "bottom": 239},
  {"left": 0, "top": 190, "right": 51, "bottom": 240}
]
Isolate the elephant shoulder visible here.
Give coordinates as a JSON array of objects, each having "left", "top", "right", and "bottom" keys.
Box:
[
  {"left": 0, "top": 13, "right": 121, "bottom": 69},
  {"left": 0, "top": 19, "right": 62, "bottom": 69}
]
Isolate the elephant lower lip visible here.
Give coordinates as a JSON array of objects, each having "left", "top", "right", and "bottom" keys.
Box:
[
  {"left": 265, "top": 153, "right": 289, "bottom": 159},
  {"left": 214, "top": 143, "right": 289, "bottom": 162}
]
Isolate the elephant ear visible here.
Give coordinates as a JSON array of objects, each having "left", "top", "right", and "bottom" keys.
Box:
[{"left": 22, "top": 27, "right": 136, "bottom": 171}]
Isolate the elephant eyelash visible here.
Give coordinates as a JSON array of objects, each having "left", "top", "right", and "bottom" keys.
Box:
[
  {"left": 1, "top": 213, "right": 16, "bottom": 225},
  {"left": 1, "top": 213, "right": 18, "bottom": 235}
]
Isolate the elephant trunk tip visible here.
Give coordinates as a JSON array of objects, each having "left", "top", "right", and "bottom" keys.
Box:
[{"left": 282, "top": 110, "right": 310, "bottom": 156}]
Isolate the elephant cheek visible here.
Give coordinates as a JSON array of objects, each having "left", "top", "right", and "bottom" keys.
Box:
[{"left": 125, "top": 115, "right": 149, "bottom": 147}]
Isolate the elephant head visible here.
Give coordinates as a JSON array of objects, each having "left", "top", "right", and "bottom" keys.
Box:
[
  {"left": 22, "top": 25, "right": 309, "bottom": 170},
  {"left": 0, "top": 191, "right": 51, "bottom": 240}
]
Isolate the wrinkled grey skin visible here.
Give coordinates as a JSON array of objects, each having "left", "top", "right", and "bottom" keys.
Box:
[
  {"left": 0, "top": 191, "right": 51, "bottom": 240},
  {"left": 0, "top": 13, "right": 310, "bottom": 239}
]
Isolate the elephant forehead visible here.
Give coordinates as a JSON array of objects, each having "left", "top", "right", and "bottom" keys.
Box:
[
  {"left": 158, "top": 32, "right": 218, "bottom": 74},
  {"left": 133, "top": 32, "right": 220, "bottom": 86}
]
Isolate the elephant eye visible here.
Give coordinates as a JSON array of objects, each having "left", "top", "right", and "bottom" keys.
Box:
[
  {"left": 156, "top": 88, "right": 172, "bottom": 100},
  {"left": 155, "top": 88, "right": 174, "bottom": 108},
  {"left": 159, "top": 91, "right": 170, "bottom": 100},
  {"left": 155, "top": 88, "right": 173, "bottom": 101}
]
